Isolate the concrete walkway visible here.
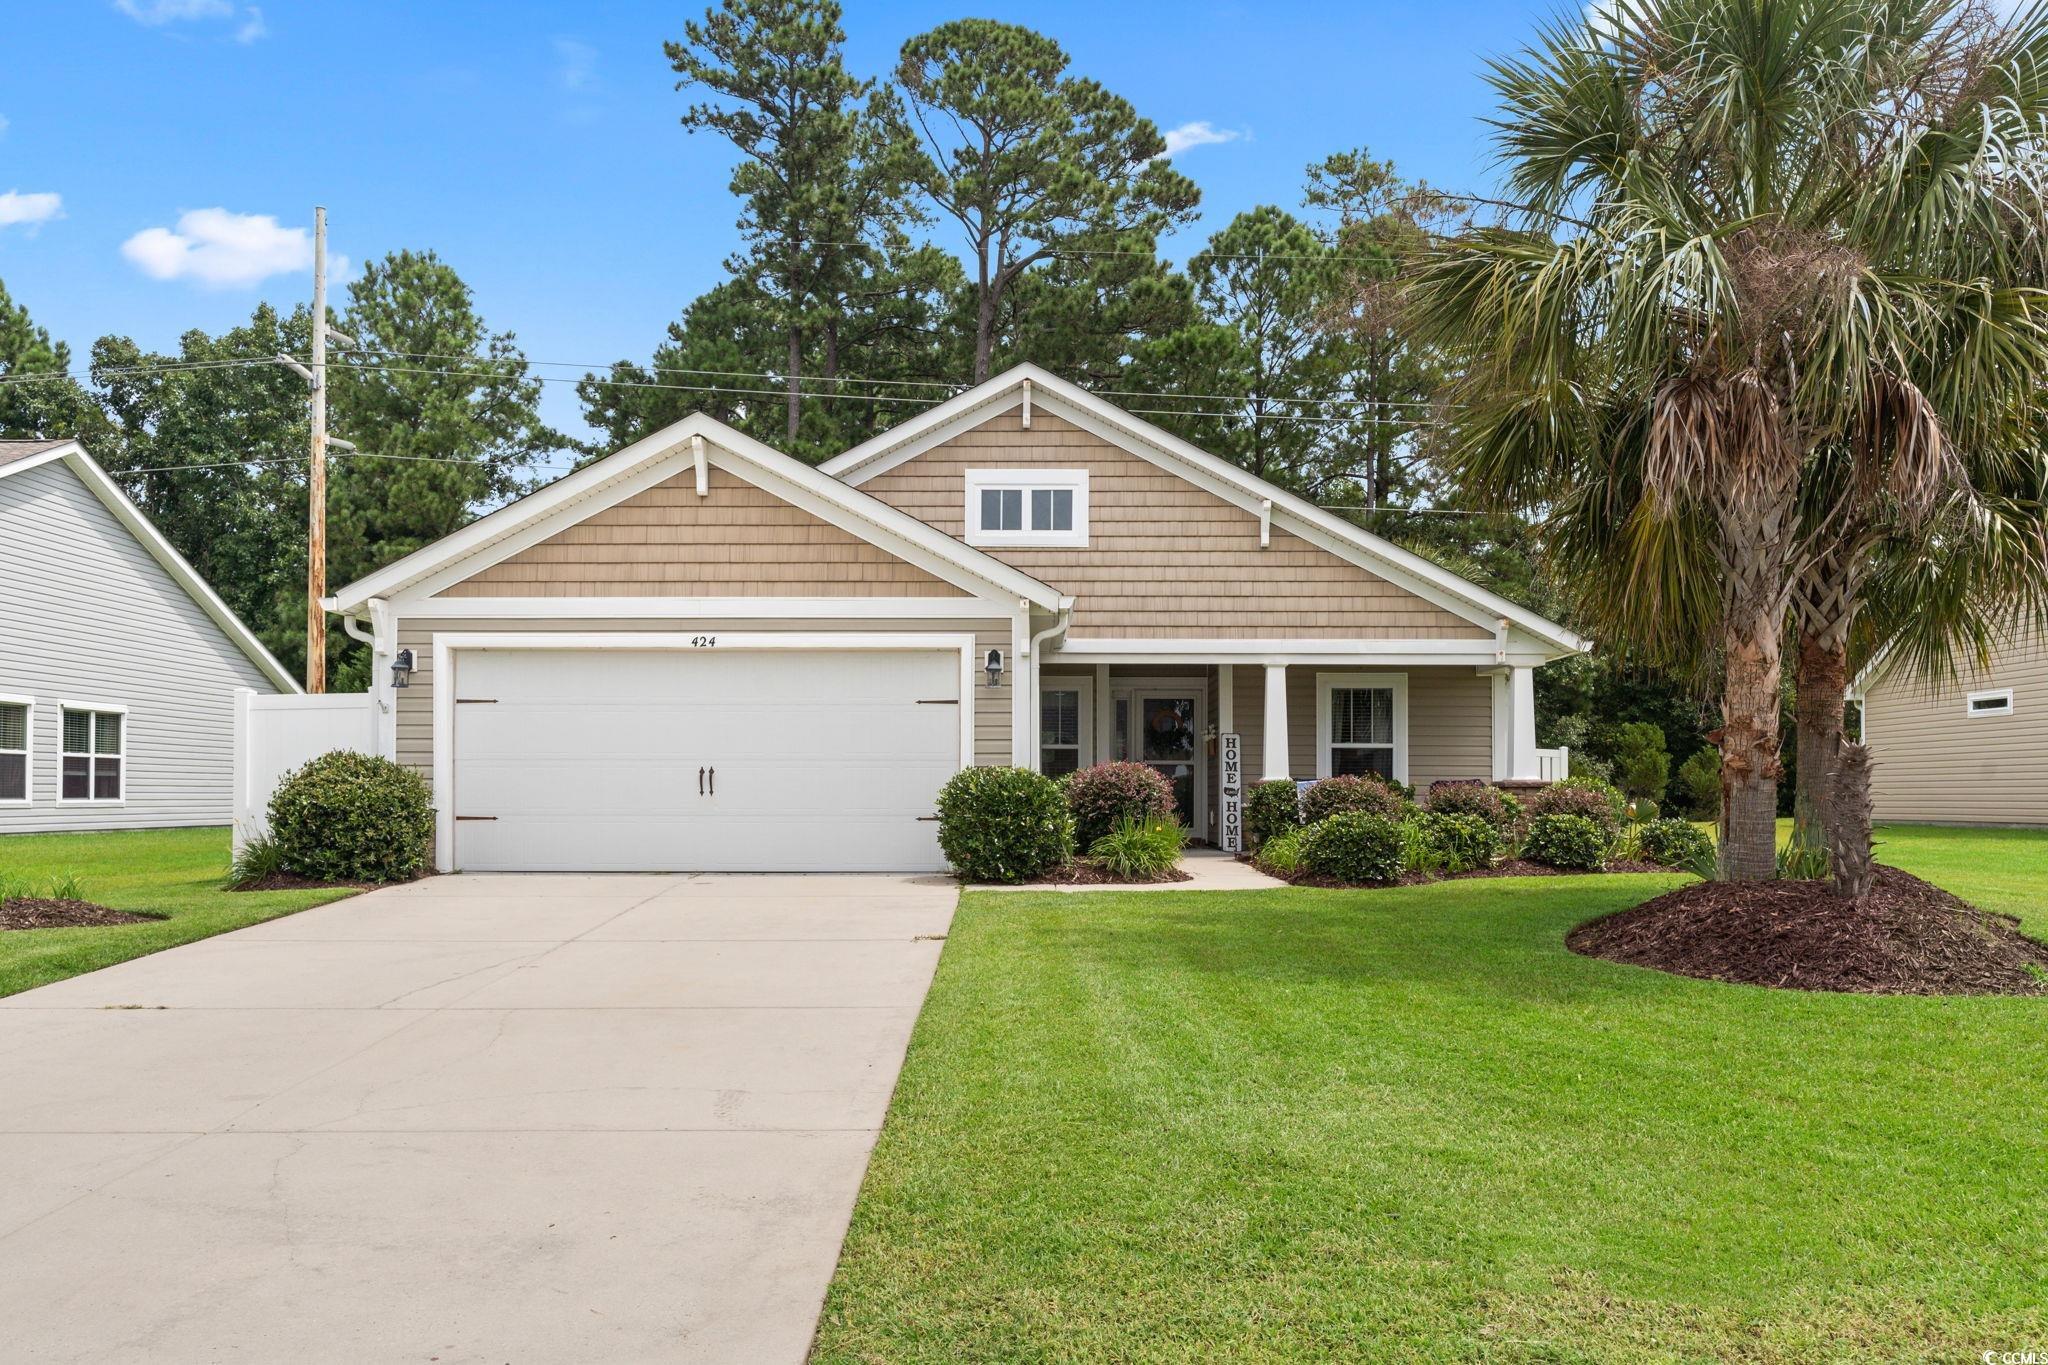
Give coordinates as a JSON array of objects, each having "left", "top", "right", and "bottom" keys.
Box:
[{"left": 0, "top": 872, "right": 956, "bottom": 1364}]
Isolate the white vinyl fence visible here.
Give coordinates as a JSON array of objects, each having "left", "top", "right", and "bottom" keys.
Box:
[
  {"left": 231, "top": 688, "right": 377, "bottom": 852},
  {"left": 1534, "top": 746, "right": 1571, "bottom": 783}
]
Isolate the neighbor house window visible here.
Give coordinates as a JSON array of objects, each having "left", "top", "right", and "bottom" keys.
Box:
[
  {"left": 0, "top": 697, "right": 28, "bottom": 803},
  {"left": 965, "top": 469, "right": 1089, "bottom": 547},
  {"left": 61, "top": 705, "right": 124, "bottom": 802},
  {"left": 1965, "top": 688, "right": 2015, "bottom": 718},
  {"left": 1316, "top": 673, "right": 1407, "bottom": 783},
  {"left": 1039, "top": 677, "right": 1093, "bottom": 777}
]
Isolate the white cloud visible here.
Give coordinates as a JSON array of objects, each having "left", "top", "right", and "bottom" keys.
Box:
[
  {"left": 1160, "top": 121, "right": 1246, "bottom": 158},
  {"left": 553, "top": 37, "right": 598, "bottom": 92},
  {"left": 235, "top": 5, "right": 265, "bottom": 42},
  {"left": 0, "top": 190, "right": 63, "bottom": 231},
  {"left": 121, "top": 208, "right": 311, "bottom": 287},
  {"left": 114, "top": 0, "right": 233, "bottom": 23}
]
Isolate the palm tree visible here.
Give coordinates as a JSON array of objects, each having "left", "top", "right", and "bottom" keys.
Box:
[{"left": 1413, "top": 0, "right": 2048, "bottom": 881}]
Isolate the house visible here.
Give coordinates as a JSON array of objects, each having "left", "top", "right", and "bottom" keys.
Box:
[
  {"left": 1852, "top": 622, "right": 2045, "bottom": 828},
  {"left": 0, "top": 439, "right": 298, "bottom": 832},
  {"left": 323, "top": 366, "right": 1587, "bottom": 873}
]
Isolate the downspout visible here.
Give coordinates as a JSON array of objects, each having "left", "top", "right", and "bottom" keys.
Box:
[{"left": 1022, "top": 598, "right": 1075, "bottom": 762}]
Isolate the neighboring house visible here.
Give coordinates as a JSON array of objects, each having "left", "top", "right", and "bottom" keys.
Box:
[
  {"left": 0, "top": 439, "right": 297, "bottom": 833},
  {"left": 1852, "top": 622, "right": 2045, "bottom": 828},
  {"left": 324, "top": 366, "right": 1587, "bottom": 873}
]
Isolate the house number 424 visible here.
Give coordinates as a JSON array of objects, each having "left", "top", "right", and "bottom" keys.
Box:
[{"left": 690, "top": 635, "right": 717, "bottom": 648}]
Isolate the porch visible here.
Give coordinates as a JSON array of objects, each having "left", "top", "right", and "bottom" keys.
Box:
[{"left": 1031, "top": 651, "right": 1552, "bottom": 848}]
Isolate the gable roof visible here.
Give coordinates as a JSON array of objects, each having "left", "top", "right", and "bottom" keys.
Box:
[
  {"left": 0, "top": 439, "right": 299, "bottom": 692},
  {"left": 822, "top": 365, "right": 1590, "bottom": 659},
  {"left": 325, "top": 410, "right": 1066, "bottom": 613}
]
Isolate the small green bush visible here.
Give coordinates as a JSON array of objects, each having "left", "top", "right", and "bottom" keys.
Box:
[
  {"left": 1637, "top": 818, "right": 1716, "bottom": 875},
  {"left": 229, "top": 833, "right": 288, "bottom": 887},
  {"left": 1254, "top": 828, "right": 1306, "bottom": 876},
  {"left": 1414, "top": 811, "right": 1502, "bottom": 874},
  {"left": 1300, "top": 811, "right": 1406, "bottom": 884},
  {"left": 1611, "top": 720, "right": 1672, "bottom": 802},
  {"left": 268, "top": 750, "right": 435, "bottom": 884},
  {"left": 1424, "top": 781, "right": 1518, "bottom": 835},
  {"left": 1063, "top": 762, "right": 1177, "bottom": 849},
  {"left": 1301, "top": 774, "right": 1409, "bottom": 825},
  {"left": 1523, "top": 813, "right": 1608, "bottom": 870},
  {"left": 1674, "top": 747, "right": 1722, "bottom": 818},
  {"left": 1527, "top": 780, "right": 1622, "bottom": 834},
  {"left": 1245, "top": 779, "right": 1302, "bottom": 848},
  {"left": 936, "top": 766, "right": 1073, "bottom": 883},
  {"left": 1088, "top": 815, "right": 1185, "bottom": 880}
]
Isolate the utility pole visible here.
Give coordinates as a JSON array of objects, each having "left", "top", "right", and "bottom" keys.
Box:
[{"left": 276, "top": 207, "right": 353, "bottom": 693}]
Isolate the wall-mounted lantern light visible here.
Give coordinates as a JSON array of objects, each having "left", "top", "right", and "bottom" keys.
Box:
[
  {"left": 984, "top": 648, "right": 1005, "bottom": 688},
  {"left": 390, "top": 647, "right": 416, "bottom": 690}
]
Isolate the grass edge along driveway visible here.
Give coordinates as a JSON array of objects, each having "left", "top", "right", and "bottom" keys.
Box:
[
  {"left": 813, "top": 825, "right": 2048, "bottom": 1363},
  {"left": 0, "top": 826, "right": 359, "bottom": 998}
]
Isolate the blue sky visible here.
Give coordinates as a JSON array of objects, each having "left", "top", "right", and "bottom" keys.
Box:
[{"left": 2, "top": 0, "right": 1566, "bottom": 445}]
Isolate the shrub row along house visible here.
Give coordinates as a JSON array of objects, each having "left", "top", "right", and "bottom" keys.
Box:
[
  {"left": 0, "top": 439, "right": 296, "bottom": 832},
  {"left": 321, "top": 366, "right": 1589, "bottom": 873}
]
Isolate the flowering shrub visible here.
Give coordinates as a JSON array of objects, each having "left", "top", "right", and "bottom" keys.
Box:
[
  {"left": 1301, "top": 774, "right": 1409, "bottom": 824},
  {"left": 1424, "top": 780, "right": 1517, "bottom": 834},
  {"left": 1062, "top": 762, "right": 1177, "bottom": 849},
  {"left": 1527, "top": 781, "right": 1623, "bottom": 834}
]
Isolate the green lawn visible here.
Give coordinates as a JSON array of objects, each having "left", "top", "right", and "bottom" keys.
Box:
[
  {"left": 0, "top": 826, "right": 359, "bottom": 998},
  {"left": 814, "top": 825, "right": 2048, "bottom": 1362}
]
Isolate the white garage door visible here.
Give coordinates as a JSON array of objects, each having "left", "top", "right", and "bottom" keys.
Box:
[{"left": 449, "top": 647, "right": 962, "bottom": 872}]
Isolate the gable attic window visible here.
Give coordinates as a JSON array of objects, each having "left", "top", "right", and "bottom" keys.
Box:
[
  {"left": 0, "top": 697, "right": 29, "bottom": 803},
  {"left": 965, "top": 469, "right": 1089, "bottom": 548},
  {"left": 1966, "top": 688, "right": 2015, "bottom": 718}
]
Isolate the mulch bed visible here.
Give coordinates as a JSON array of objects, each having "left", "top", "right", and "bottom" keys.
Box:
[
  {"left": 229, "top": 873, "right": 384, "bottom": 893},
  {"left": 1035, "top": 861, "right": 1194, "bottom": 886},
  {"left": 0, "top": 898, "right": 159, "bottom": 931},
  {"left": 1567, "top": 865, "right": 2048, "bottom": 996},
  {"left": 1250, "top": 857, "right": 1669, "bottom": 889}
]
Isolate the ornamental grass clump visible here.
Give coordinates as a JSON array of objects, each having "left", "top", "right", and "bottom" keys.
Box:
[
  {"left": 1062, "top": 762, "right": 1177, "bottom": 849},
  {"left": 936, "top": 766, "right": 1073, "bottom": 883},
  {"left": 1088, "top": 815, "right": 1185, "bottom": 880}
]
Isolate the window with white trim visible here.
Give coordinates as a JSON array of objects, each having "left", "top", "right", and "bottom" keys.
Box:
[
  {"left": 1038, "top": 676, "right": 1094, "bottom": 777},
  {"left": 1966, "top": 688, "right": 2015, "bottom": 718},
  {"left": 0, "top": 699, "right": 28, "bottom": 803},
  {"left": 1316, "top": 673, "right": 1408, "bottom": 783},
  {"left": 965, "top": 469, "right": 1089, "bottom": 547},
  {"left": 61, "top": 707, "right": 124, "bottom": 802}
]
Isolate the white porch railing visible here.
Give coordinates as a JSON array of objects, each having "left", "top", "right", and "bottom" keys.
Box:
[
  {"left": 1534, "top": 746, "right": 1570, "bottom": 783},
  {"left": 231, "top": 688, "right": 377, "bottom": 853}
]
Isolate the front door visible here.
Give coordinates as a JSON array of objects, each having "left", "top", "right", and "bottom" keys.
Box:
[{"left": 1133, "top": 691, "right": 1202, "bottom": 830}]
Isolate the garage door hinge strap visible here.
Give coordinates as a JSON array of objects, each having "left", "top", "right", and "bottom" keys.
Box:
[
  {"left": 456, "top": 698, "right": 498, "bottom": 704},
  {"left": 455, "top": 815, "right": 498, "bottom": 821},
  {"left": 916, "top": 698, "right": 959, "bottom": 705}
]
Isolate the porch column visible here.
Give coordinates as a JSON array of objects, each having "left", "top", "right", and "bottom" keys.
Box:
[
  {"left": 1261, "top": 663, "right": 1290, "bottom": 780},
  {"left": 1509, "top": 665, "right": 1539, "bottom": 780}
]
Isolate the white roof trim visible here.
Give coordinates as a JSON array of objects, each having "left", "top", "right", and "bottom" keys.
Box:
[
  {"left": 327, "top": 411, "right": 1064, "bottom": 614},
  {"left": 0, "top": 441, "right": 299, "bottom": 693},
  {"left": 823, "top": 364, "right": 1590, "bottom": 659}
]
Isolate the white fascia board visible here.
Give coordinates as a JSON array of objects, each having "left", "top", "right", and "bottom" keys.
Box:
[
  {"left": 392, "top": 596, "right": 1015, "bottom": 620},
  {"left": 332, "top": 411, "right": 1061, "bottom": 614},
  {"left": 18, "top": 444, "right": 301, "bottom": 693},
  {"left": 824, "top": 364, "right": 1588, "bottom": 657},
  {"left": 1050, "top": 637, "right": 1557, "bottom": 667}
]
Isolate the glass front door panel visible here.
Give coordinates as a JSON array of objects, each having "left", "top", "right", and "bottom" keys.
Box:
[{"left": 1138, "top": 695, "right": 1198, "bottom": 823}]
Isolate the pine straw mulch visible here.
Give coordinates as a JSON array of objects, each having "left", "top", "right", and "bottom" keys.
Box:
[
  {"left": 1568, "top": 865, "right": 2048, "bottom": 996},
  {"left": 0, "top": 898, "right": 159, "bottom": 931},
  {"left": 228, "top": 873, "right": 386, "bottom": 893}
]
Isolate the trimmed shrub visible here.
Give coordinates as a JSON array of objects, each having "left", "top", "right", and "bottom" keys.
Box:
[
  {"left": 1088, "top": 815, "right": 1185, "bottom": 880},
  {"left": 1063, "top": 761, "right": 1177, "bottom": 850},
  {"left": 1612, "top": 721, "right": 1671, "bottom": 802},
  {"left": 1254, "top": 828, "right": 1306, "bottom": 876},
  {"left": 936, "top": 766, "right": 1073, "bottom": 883},
  {"left": 1424, "top": 780, "right": 1517, "bottom": 835},
  {"left": 267, "top": 750, "right": 435, "bottom": 884},
  {"left": 1301, "top": 774, "right": 1409, "bottom": 825},
  {"left": 1674, "top": 747, "right": 1722, "bottom": 818},
  {"left": 1524, "top": 813, "right": 1607, "bottom": 870},
  {"left": 1638, "top": 818, "right": 1716, "bottom": 875},
  {"left": 1245, "top": 779, "right": 1302, "bottom": 848},
  {"left": 1414, "top": 811, "right": 1502, "bottom": 874},
  {"left": 1527, "top": 780, "right": 1622, "bottom": 834},
  {"left": 1300, "top": 811, "right": 1406, "bottom": 884}
]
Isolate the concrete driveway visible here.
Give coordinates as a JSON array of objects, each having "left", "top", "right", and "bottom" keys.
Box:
[{"left": 0, "top": 872, "right": 956, "bottom": 1364}]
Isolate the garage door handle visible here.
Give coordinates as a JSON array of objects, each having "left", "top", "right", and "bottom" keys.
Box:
[
  {"left": 708, "top": 766, "right": 715, "bottom": 796},
  {"left": 698, "top": 766, "right": 705, "bottom": 796}
]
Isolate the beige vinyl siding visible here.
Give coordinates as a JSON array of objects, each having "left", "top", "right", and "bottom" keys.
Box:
[
  {"left": 394, "top": 617, "right": 1013, "bottom": 778},
  {"left": 1863, "top": 624, "right": 2047, "bottom": 826},
  {"left": 439, "top": 466, "right": 968, "bottom": 598},
  {"left": 859, "top": 409, "right": 1491, "bottom": 640},
  {"left": 1226, "top": 664, "right": 1491, "bottom": 790},
  {"left": 0, "top": 459, "right": 281, "bottom": 833}
]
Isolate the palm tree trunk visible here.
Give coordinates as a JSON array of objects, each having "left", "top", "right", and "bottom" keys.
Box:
[
  {"left": 1717, "top": 525, "right": 1787, "bottom": 881},
  {"left": 1826, "top": 739, "right": 1875, "bottom": 900},
  {"left": 1788, "top": 629, "right": 1845, "bottom": 872}
]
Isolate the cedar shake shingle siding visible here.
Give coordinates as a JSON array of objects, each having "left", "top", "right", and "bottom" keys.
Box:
[
  {"left": 1863, "top": 624, "right": 2047, "bottom": 827},
  {"left": 858, "top": 409, "right": 1491, "bottom": 640},
  {"left": 439, "top": 466, "right": 968, "bottom": 598}
]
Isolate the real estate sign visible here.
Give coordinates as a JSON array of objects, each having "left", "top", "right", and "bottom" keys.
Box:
[{"left": 1219, "top": 732, "right": 1243, "bottom": 852}]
